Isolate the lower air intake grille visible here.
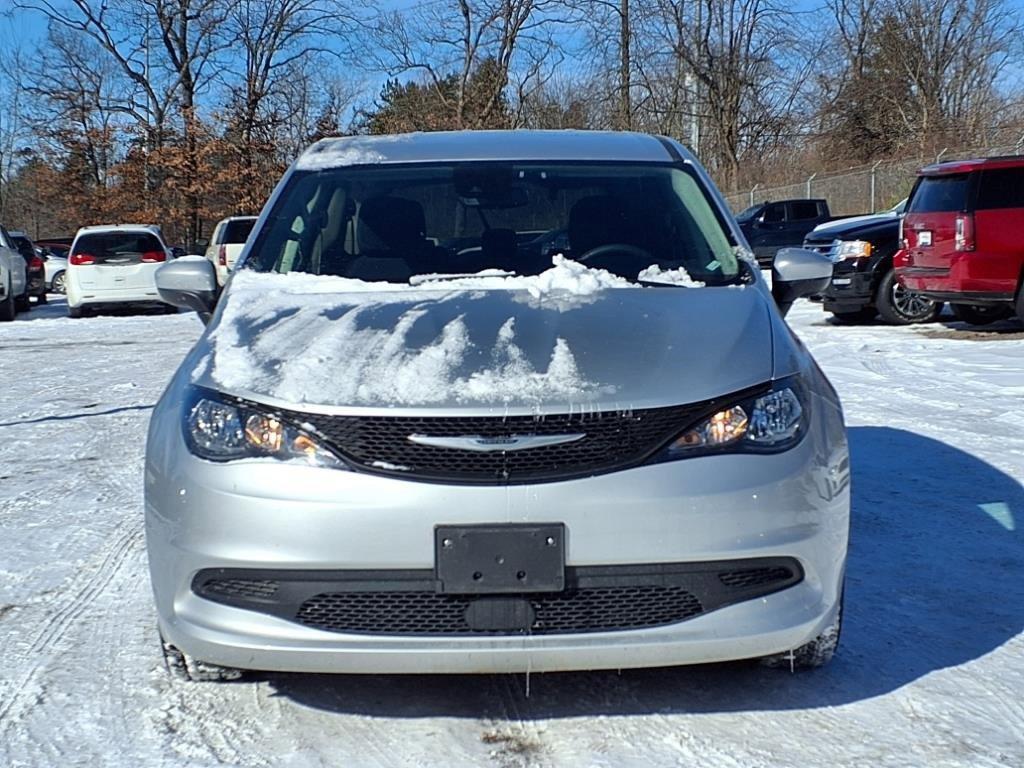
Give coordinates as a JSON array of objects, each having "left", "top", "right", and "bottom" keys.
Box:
[
  {"left": 718, "top": 567, "right": 795, "bottom": 589},
  {"left": 296, "top": 585, "right": 704, "bottom": 636},
  {"left": 194, "top": 557, "right": 802, "bottom": 638}
]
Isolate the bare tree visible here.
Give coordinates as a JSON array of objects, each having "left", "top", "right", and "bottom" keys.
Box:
[
  {"left": 369, "top": 0, "right": 565, "bottom": 130},
  {"left": 885, "top": 0, "right": 1019, "bottom": 149}
]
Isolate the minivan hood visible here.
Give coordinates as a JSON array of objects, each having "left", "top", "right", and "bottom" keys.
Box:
[{"left": 193, "top": 271, "right": 774, "bottom": 413}]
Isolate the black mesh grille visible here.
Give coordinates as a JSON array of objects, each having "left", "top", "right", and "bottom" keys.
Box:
[
  {"left": 201, "top": 578, "right": 279, "bottom": 600},
  {"left": 194, "top": 557, "right": 803, "bottom": 638},
  {"left": 282, "top": 401, "right": 724, "bottom": 484},
  {"left": 296, "top": 586, "right": 704, "bottom": 636},
  {"left": 718, "top": 567, "right": 795, "bottom": 588}
]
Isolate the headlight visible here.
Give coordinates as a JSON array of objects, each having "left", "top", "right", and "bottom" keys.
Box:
[
  {"left": 660, "top": 378, "right": 808, "bottom": 460},
  {"left": 832, "top": 240, "right": 872, "bottom": 262},
  {"left": 184, "top": 388, "right": 346, "bottom": 468}
]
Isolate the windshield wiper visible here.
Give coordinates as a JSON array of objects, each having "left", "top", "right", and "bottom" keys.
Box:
[{"left": 409, "top": 270, "right": 517, "bottom": 285}]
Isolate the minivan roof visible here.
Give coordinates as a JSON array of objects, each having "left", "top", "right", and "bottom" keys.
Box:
[
  {"left": 918, "top": 155, "right": 1024, "bottom": 176},
  {"left": 295, "top": 130, "right": 692, "bottom": 170}
]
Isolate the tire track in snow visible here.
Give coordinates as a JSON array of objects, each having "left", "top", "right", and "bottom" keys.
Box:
[{"left": 0, "top": 523, "right": 143, "bottom": 740}]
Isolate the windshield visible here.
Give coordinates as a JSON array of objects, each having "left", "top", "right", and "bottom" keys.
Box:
[
  {"left": 735, "top": 204, "right": 761, "bottom": 221},
  {"left": 907, "top": 175, "right": 969, "bottom": 213},
  {"left": 222, "top": 218, "right": 256, "bottom": 244},
  {"left": 246, "top": 163, "right": 741, "bottom": 285},
  {"left": 72, "top": 231, "right": 165, "bottom": 265},
  {"left": 11, "top": 236, "right": 35, "bottom": 261}
]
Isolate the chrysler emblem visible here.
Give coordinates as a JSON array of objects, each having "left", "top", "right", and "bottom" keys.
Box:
[{"left": 407, "top": 433, "right": 586, "bottom": 452}]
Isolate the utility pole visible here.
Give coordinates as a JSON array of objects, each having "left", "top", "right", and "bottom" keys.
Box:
[
  {"left": 692, "top": 0, "right": 701, "bottom": 157},
  {"left": 143, "top": 14, "right": 152, "bottom": 199},
  {"left": 619, "top": 0, "right": 630, "bottom": 131}
]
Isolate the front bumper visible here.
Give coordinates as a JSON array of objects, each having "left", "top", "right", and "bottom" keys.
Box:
[{"left": 145, "top": 396, "right": 849, "bottom": 674}]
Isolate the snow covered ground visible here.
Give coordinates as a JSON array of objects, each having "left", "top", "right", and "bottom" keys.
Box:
[{"left": 1, "top": 295, "right": 1022, "bottom": 767}]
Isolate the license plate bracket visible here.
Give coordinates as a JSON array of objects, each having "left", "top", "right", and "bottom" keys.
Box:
[{"left": 435, "top": 524, "right": 565, "bottom": 594}]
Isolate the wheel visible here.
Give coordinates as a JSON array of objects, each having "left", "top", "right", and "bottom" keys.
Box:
[
  {"left": 52, "top": 271, "right": 66, "bottom": 294},
  {"left": 0, "top": 282, "right": 15, "bottom": 321},
  {"left": 160, "top": 631, "right": 243, "bottom": 683},
  {"left": 829, "top": 308, "right": 876, "bottom": 324},
  {"left": 761, "top": 592, "right": 843, "bottom": 670},
  {"left": 68, "top": 304, "right": 85, "bottom": 319},
  {"left": 951, "top": 303, "right": 1011, "bottom": 326},
  {"left": 15, "top": 294, "right": 30, "bottom": 312},
  {"left": 875, "top": 269, "right": 942, "bottom": 325},
  {"left": 36, "top": 291, "right": 47, "bottom": 305}
]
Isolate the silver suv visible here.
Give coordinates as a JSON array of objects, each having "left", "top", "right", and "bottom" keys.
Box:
[{"left": 146, "top": 130, "right": 848, "bottom": 680}]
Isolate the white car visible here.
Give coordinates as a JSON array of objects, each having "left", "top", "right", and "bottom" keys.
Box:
[
  {"left": 204, "top": 216, "right": 257, "bottom": 286},
  {"left": 0, "top": 226, "right": 28, "bottom": 321},
  {"left": 66, "top": 224, "right": 176, "bottom": 318},
  {"left": 0, "top": 228, "right": 28, "bottom": 325}
]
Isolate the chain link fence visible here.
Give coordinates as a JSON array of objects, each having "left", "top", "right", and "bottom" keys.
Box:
[{"left": 724, "top": 143, "right": 1024, "bottom": 215}]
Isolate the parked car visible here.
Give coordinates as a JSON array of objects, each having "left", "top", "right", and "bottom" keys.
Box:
[
  {"left": 204, "top": 215, "right": 257, "bottom": 286},
  {"left": 803, "top": 200, "right": 943, "bottom": 324},
  {"left": 35, "top": 241, "right": 70, "bottom": 293},
  {"left": 895, "top": 156, "right": 1024, "bottom": 325},
  {"left": 66, "top": 224, "right": 177, "bottom": 318},
  {"left": 0, "top": 225, "right": 28, "bottom": 320},
  {"left": 146, "top": 130, "right": 847, "bottom": 681},
  {"left": 736, "top": 198, "right": 836, "bottom": 267},
  {"left": 9, "top": 231, "right": 49, "bottom": 304}
]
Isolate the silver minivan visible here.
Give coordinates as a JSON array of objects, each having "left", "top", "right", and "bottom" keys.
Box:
[{"left": 146, "top": 131, "right": 849, "bottom": 681}]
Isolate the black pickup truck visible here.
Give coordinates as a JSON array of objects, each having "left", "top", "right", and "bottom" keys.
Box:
[
  {"left": 802, "top": 200, "right": 943, "bottom": 325},
  {"left": 736, "top": 199, "right": 834, "bottom": 267}
]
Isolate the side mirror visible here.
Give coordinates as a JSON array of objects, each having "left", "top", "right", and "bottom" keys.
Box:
[
  {"left": 155, "top": 257, "right": 217, "bottom": 324},
  {"left": 771, "top": 247, "right": 832, "bottom": 317}
]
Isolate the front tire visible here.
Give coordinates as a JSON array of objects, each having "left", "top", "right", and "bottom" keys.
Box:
[
  {"left": 951, "top": 303, "right": 1011, "bottom": 326},
  {"left": 36, "top": 291, "right": 47, "bottom": 305},
  {"left": 160, "top": 632, "right": 243, "bottom": 683},
  {"left": 68, "top": 304, "right": 85, "bottom": 319},
  {"left": 876, "top": 269, "right": 942, "bottom": 325},
  {"left": 761, "top": 593, "right": 843, "bottom": 670}
]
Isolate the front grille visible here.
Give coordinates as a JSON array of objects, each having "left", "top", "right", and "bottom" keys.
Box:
[
  {"left": 296, "top": 585, "right": 704, "bottom": 635},
  {"left": 718, "top": 566, "right": 794, "bottom": 588},
  {"left": 194, "top": 558, "right": 802, "bottom": 637},
  {"left": 278, "top": 396, "right": 755, "bottom": 484},
  {"left": 803, "top": 239, "right": 839, "bottom": 261}
]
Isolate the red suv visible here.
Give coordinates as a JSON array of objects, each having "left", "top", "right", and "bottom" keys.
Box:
[{"left": 895, "top": 157, "right": 1024, "bottom": 325}]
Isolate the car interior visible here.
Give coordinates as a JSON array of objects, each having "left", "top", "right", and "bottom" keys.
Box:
[{"left": 252, "top": 164, "right": 743, "bottom": 285}]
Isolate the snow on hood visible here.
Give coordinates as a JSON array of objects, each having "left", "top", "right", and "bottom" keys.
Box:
[
  {"left": 637, "top": 264, "right": 704, "bottom": 287},
  {"left": 196, "top": 258, "right": 769, "bottom": 410}
]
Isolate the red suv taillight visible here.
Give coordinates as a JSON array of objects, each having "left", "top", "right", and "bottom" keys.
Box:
[
  {"left": 29, "top": 255, "right": 44, "bottom": 270},
  {"left": 955, "top": 214, "right": 975, "bottom": 251},
  {"left": 141, "top": 250, "right": 167, "bottom": 263},
  {"left": 218, "top": 245, "right": 227, "bottom": 266},
  {"left": 70, "top": 252, "right": 95, "bottom": 265}
]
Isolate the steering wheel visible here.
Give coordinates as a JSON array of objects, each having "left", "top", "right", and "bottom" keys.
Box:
[{"left": 575, "top": 242, "right": 655, "bottom": 271}]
